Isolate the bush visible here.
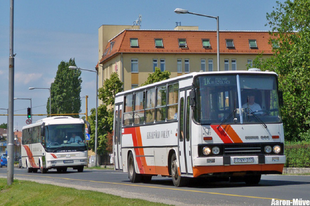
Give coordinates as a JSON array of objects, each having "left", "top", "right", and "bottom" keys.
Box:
[{"left": 285, "top": 141, "right": 310, "bottom": 167}]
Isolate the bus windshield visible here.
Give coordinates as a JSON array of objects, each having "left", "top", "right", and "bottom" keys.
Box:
[
  {"left": 45, "top": 124, "right": 86, "bottom": 152},
  {"left": 193, "top": 74, "right": 281, "bottom": 125}
]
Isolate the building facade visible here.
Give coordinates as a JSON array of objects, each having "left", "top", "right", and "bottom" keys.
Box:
[{"left": 98, "top": 25, "right": 274, "bottom": 91}]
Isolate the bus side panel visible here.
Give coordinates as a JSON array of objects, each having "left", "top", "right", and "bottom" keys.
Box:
[{"left": 121, "top": 124, "right": 178, "bottom": 176}]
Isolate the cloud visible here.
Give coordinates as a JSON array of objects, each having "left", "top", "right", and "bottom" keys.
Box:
[{"left": 15, "top": 72, "right": 43, "bottom": 85}]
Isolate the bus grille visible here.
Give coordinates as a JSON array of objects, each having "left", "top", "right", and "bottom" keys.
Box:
[{"left": 223, "top": 144, "right": 262, "bottom": 155}]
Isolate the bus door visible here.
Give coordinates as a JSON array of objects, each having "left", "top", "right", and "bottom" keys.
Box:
[
  {"left": 178, "top": 89, "right": 193, "bottom": 175},
  {"left": 113, "top": 104, "right": 123, "bottom": 170}
]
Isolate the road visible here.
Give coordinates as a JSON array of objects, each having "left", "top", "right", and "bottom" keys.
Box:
[{"left": 0, "top": 167, "right": 309, "bottom": 206}]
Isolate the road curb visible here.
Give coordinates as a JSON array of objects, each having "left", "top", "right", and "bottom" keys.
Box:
[{"left": 283, "top": 167, "right": 310, "bottom": 174}]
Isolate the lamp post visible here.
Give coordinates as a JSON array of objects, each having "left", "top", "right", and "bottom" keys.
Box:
[
  {"left": 174, "top": 8, "right": 220, "bottom": 71},
  {"left": 69, "top": 65, "right": 98, "bottom": 167},
  {"left": 29, "top": 87, "right": 51, "bottom": 116},
  {"left": 14, "top": 97, "right": 32, "bottom": 123}
]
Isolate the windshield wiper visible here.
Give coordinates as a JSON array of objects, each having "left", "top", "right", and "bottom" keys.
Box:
[
  {"left": 217, "top": 109, "right": 236, "bottom": 129},
  {"left": 250, "top": 112, "right": 267, "bottom": 128}
]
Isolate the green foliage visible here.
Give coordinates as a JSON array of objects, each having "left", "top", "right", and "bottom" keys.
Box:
[
  {"left": 285, "top": 141, "right": 310, "bottom": 167},
  {"left": 0, "top": 123, "right": 7, "bottom": 129},
  {"left": 0, "top": 179, "right": 167, "bottom": 206},
  {"left": 50, "top": 58, "right": 82, "bottom": 117},
  {"left": 141, "top": 67, "right": 171, "bottom": 86},
  {"left": 88, "top": 73, "right": 123, "bottom": 154},
  {"left": 253, "top": 0, "right": 310, "bottom": 141}
]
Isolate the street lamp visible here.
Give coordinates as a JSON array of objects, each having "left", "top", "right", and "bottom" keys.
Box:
[
  {"left": 14, "top": 97, "right": 32, "bottom": 123},
  {"left": 69, "top": 65, "right": 98, "bottom": 167},
  {"left": 29, "top": 87, "right": 51, "bottom": 116},
  {"left": 174, "top": 8, "right": 220, "bottom": 71}
]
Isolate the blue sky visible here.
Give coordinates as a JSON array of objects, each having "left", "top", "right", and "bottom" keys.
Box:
[{"left": 0, "top": 0, "right": 284, "bottom": 130}]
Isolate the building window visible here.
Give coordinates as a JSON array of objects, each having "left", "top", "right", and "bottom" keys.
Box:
[
  {"left": 208, "top": 59, "right": 213, "bottom": 71},
  {"left": 185, "top": 59, "right": 190, "bottom": 73},
  {"left": 153, "top": 59, "right": 158, "bottom": 72},
  {"left": 177, "top": 59, "right": 182, "bottom": 73},
  {"left": 231, "top": 59, "right": 237, "bottom": 70},
  {"left": 178, "top": 39, "right": 187, "bottom": 48},
  {"left": 131, "top": 84, "right": 138, "bottom": 89},
  {"left": 224, "top": 59, "right": 229, "bottom": 70},
  {"left": 130, "top": 38, "right": 139, "bottom": 48},
  {"left": 247, "top": 59, "right": 253, "bottom": 67},
  {"left": 202, "top": 39, "right": 211, "bottom": 48},
  {"left": 201, "top": 59, "right": 206, "bottom": 71},
  {"left": 249, "top": 39, "right": 258, "bottom": 49},
  {"left": 160, "top": 59, "right": 165, "bottom": 71},
  {"left": 155, "top": 39, "right": 164, "bottom": 48},
  {"left": 131, "top": 59, "right": 138, "bottom": 73},
  {"left": 226, "top": 39, "right": 235, "bottom": 48}
]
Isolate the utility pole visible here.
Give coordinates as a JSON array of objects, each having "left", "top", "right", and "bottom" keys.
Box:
[{"left": 7, "top": 0, "right": 15, "bottom": 185}]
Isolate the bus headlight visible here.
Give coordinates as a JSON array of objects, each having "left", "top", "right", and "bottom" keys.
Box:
[
  {"left": 264, "top": 145, "right": 272, "bottom": 154},
  {"left": 202, "top": 147, "right": 211, "bottom": 156},
  {"left": 212, "top": 146, "right": 220, "bottom": 155},
  {"left": 273, "top": 145, "right": 281, "bottom": 154}
]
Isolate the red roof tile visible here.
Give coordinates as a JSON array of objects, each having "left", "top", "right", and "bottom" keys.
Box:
[{"left": 100, "top": 30, "right": 273, "bottom": 64}]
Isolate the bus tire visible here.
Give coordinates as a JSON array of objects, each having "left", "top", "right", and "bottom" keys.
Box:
[
  {"left": 128, "top": 152, "right": 141, "bottom": 183},
  {"left": 170, "top": 153, "right": 186, "bottom": 187},
  {"left": 26, "top": 161, "right": 32, "bottom": 173},
  {"left": 245, "top": 174, "right": 261, "bottom": 185},
  {"left": 77, "top": 166, "right": 83, "bottom": 172}
]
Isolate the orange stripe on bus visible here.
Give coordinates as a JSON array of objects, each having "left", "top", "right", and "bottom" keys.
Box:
[
  {"left": 192, "top": 164, "right": 284, "bottom": 178},
  {"left": 23, "top": 145, "right": 39, "bottom": 168},
  {"left": 222, "top": 125, "right": 243, "bottom": 143}
]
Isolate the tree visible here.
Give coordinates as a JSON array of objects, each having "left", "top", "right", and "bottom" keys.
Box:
[
  {"left": 49, "top": 58, "right": 82, "bottom": 117},
  {"left": 88, "top": 72, "right": 123, "bottom": 155},
  {"left": 253, "top": 0, "right": 310, "bottom": 141},
  {"left": 0, "top": 123, "right": 7, "bottom": 129},
  {"left": 141, "top": 67, "right": 171, "bottom": 86}
]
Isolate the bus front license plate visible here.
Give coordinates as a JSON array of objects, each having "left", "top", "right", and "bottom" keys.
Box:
[
  {"left": 63, "top": 160, "right": 74, "bottom": 164},
  {"left": 233, "top": 157, "right": 254, "bottom": 164}
]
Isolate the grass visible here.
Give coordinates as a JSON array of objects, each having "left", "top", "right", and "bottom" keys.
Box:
[{"left": 0, "top": 178, "right": 169, "bottom": 206}]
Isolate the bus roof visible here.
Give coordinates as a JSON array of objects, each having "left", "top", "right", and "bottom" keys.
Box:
[
  {"left": 22, "top": 116, "right": 85, "bottom": 130},
  {"left": 115, "top": 70, "right": 277, "bottom": 97}
]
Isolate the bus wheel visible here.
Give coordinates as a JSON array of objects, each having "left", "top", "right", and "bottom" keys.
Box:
[
  {"left": 245, "top": 174, "right": 261, "bottom": 185},
  {"left": 171, "top": 153, "right": 186, "bottom": 187},
  {"left": 128, "top": 153, "right": 141, "bottom": 183},
  {"left": 77, "top": 166, "right": 83, "bottom": 172},
  {"left": 26, "top": 162, "right": 32, "bottom": 173}
]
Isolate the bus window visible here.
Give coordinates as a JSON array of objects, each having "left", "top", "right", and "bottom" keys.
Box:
[
  {"left": 124, "top": 94, "right": 133, "bottom": 126},
  {"left": 168, "top": 83, "right": 179, "bottom": 120},
  {"left": 134, "top": 91, "right": 145, "bottom": 124},
  {"left": 156, "top": 85, "right": 167, "bottom": 122},
  {"left": 146, "top": 88, "right": 155, "bottom": 123}
]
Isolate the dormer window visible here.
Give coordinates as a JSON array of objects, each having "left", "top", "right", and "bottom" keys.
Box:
[
  {"left": 226, "top": 39, "right": 235, "bottom": 48},
  {"left": 155, "top": 39, "right": 164, "bottom": 48},
  {"left": 249, "top": 39, "right": 258, "bottom": 49},
  {"left": 178, "top": 39, "right": 187, "bottom": 48},
  {"left": 130, "top": 38, "right": 139, "bottom": 48},
  {"left": 202, "top": 39, "right": 211, "bottom": 48}
]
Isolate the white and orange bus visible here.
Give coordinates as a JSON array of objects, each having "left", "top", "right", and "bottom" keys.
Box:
[
  {"left": 113, "top": 69, "right": 286, "bottom": 186},
  {"left": 21, "top": 116, "right": 90, "bottom": 173}
]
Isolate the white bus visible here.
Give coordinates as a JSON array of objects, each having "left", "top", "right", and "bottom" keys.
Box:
[
  {"left": 21, "top": 116, "right": 90, "bottom": 173},
  {"left": 113, "top": 69, "right": 286, "bottom": 186}
]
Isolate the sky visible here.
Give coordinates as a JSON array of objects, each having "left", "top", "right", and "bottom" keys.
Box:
[{"left": 0, "top": 0, "right": 285, "bottom": 131}]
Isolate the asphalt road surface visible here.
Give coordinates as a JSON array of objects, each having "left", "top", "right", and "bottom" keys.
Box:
[{"left": 0, "top": 167, "right": 309, "bottom": 206}]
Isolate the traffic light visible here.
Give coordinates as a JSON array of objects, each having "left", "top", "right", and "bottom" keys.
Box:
[{"left": 27, "top": 107, "right": 31, "bottom": 119}]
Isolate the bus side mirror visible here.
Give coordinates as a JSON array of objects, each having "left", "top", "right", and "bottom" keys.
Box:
[
  {"left": 278, "top": 90, "right": 283, "bottom": 106},
  {"left": 41, "top": 123, "right": 45, "bottom": 136},
  {"left": 189, "top": 89, "right": 196, "bottom": 107}
]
